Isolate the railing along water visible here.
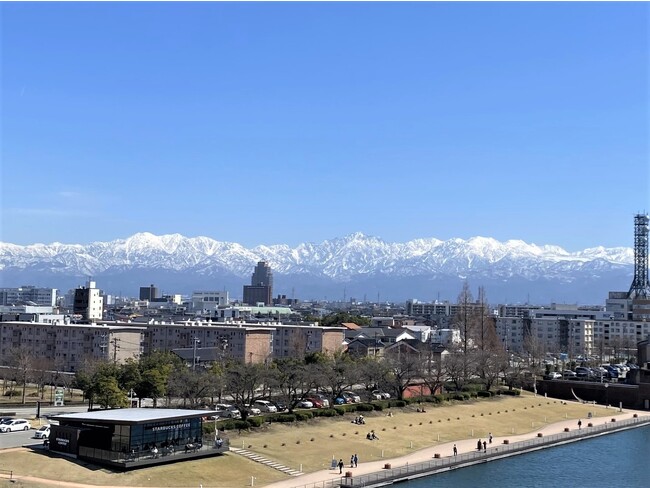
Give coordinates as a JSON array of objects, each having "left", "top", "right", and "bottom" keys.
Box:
[{"left": 289, "top": 415, "right": 650, "bottom": 488}]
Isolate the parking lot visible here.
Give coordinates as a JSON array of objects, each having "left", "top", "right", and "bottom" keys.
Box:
[{"left": 0, "top": 427, "right": 44, "bottom": 450}]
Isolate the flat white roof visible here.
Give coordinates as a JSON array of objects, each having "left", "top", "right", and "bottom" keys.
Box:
[{"left": 51, "top": 408, "right": 215, "bottom": 424}]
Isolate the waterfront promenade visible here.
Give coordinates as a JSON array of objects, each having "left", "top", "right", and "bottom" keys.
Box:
[{"left": 265, "top": 406, "right": 650, "bottom": 488}]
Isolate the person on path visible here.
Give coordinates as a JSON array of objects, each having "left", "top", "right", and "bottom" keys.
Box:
[
  {"left": 489, "top": 432, "right": 493, "bottom": 444},
  {"left": 483, "top": 440, "right": 487, "bottom": 452},
  {"left": 477, "top": 439, "right": 482, "bottom": 451},
  {"left": 453, "top": 444, "right": 457, "bottom": 456},
  {"left": 353, "top": 453, "right": 358, "bottom": 467},
  {"left": 350, "top": 454, "right": 354, "bottom": 468},
  {"left": 578, "top": 419, "right": 582, "bottom": 430},
  {"left": 338, "top": 459, "right": 344, "bottom": 474}
]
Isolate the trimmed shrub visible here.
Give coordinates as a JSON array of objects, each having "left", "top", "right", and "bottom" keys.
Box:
[
  {"left": 312, "top": 408, "right": 339, "bottom": 418},
  {"left": 355, "top": 403, "right": 375, "bottom": 412},
  {"left": 295, "top": 411, "right": 314, "bottom": 421},
  {"left": 477, "top": 391, "right": 493, "bottom": 398},
  {"left": 218, "top": 419, "right": 250, "bottom": 431},
  {"left": 373, "top": 403, "right": 384, "bottom": 411},
  {"left": 334, "top": 405, "right": 355, "bottom": 414},
  {"left": 247, "top": 416, "right": 265, "bottom": 428},
  {"left": 432, "top": 394, "right": 446, "bottom": 404},
  {"left": 270, "top": 413, "right": 297, "bottom": 423}
]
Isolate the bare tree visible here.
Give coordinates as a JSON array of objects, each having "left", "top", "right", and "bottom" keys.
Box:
[
  {"left": 475, "top": 347, "right": 508, "bottom": 391},
  {"left": 454, "top": 281, "right": 475, "bottom": 356},
  {"left": 225, "top": 362, "right": 268, "bottom": 419},
  {"left": 356, "top": 356, "right": 390, "bottom": 400},
  {"left": 383, "top": 345, "right": 424, "bottom": 400},
  {"left": 420, "top": 349, "right": 446, "bottom": 397},
  {"left": 523, "top": 333, "right": 546, "bottom": 370},
  {"left": 9, "top": 346, "right": 34, "bottom": 404},
  {"left": 268, "top": 358, "right": 318, "bottom": 411},
  {"left": 443, "top": 348, "right": 469, "bottom": 391},
  {"left": 313, "top": 352, "right": 358, "bottom": 400}
]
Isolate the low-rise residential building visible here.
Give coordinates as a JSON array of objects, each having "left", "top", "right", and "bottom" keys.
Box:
[{"left": 0, "top": 320, "right": 144, "bottom": 372}]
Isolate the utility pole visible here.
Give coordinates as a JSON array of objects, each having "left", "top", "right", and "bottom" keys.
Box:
[
  {"left": 192, "top": 337, "right": 201, "bottom": 370},
  {"left": 110, "top": 337, "right": 121, "bottom": 363}
]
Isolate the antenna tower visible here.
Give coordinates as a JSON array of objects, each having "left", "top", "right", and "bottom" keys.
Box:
[{"left": 628, "top": 213, "right": 650, "bottom": 299}]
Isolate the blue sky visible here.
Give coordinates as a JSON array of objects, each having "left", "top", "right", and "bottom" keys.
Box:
[{"left": 1, "top": 2, "right": 648, "bottom": 251}]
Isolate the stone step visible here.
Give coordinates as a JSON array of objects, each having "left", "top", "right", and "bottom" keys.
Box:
[{"left": 229, "top": 448, "right": 302, "bottom": 476}]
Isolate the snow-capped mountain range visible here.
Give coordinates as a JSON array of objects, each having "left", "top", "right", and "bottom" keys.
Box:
[{"left": 0, "top": 232, "right": 634, "bottom": 304}]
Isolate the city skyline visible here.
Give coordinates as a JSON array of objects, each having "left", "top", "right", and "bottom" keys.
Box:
[{"left": 2, "top": 2, "right": 648, "bottom": 251}]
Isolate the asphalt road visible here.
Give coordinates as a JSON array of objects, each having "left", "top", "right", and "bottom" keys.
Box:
[
  {"left": 0, "top": 404, "right": 89, "bottom": 450},
  {"left": 0, "top": 426, "right": 44, "bottom": 450}
]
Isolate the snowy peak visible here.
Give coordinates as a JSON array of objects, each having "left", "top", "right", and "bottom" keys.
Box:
[{"left": 0, "top": 232, "right": 633, "bottom": 282}]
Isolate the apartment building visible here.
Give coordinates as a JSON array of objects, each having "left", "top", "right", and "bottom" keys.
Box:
[
  {"left": 0, "top": 320, "right": 144, "bottom": 372},
  {"left": 140, "top": 319, "right": 345, "bottom": 363},
  {"left": 73, "top": 281, "right": 103, "bottom": 322}
]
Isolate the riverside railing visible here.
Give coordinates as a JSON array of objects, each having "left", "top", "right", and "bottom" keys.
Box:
[{"left": 289, "top": 415, "right": 650, "bottom": 488}]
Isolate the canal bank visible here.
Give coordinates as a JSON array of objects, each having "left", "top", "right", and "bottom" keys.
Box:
[{"left": 264, "top": 409, "right": 650, "bottom": 488}]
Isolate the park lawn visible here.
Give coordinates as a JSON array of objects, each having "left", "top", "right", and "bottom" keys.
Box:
[
  {"left": 0, "top": 449, "right": 286, "bottom": 488},
  {"left": 0, "top": 392, "right": 605, "bottom": 488},
  {"left": 230, "top": 392, "right": 605, "bottom": 472}
]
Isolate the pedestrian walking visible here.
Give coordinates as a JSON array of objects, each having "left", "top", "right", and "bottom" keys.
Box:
[
  {"left": 489, "top": 432, "right": 493, "bottom": 444},
  {"left": 350, "top": 454, "right": 355, "bottom": 468},
  {"left": 338, "top": 459, "right": 344, "bottom": 474},
  {"left": 578, "top": 419, "right": 582, "bottom": 430},
  {"left": 353, "top": 453, "right": 358, "bottom": 467},
  {"left": 483, "top": 440, "right": 487, "bottom": 452},
  {"left": 477, "top": 439, "right": 482, "bottom": 451},
  {"left": 453, "top": 444, "right": 457, "bottom": 456}
]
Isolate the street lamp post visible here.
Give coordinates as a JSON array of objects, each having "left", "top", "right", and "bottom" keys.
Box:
[
  {"left": 128, "top": 388, "right": 135, "bottom": 407},
  {"left": 604, "top": 383, "right": 609, "bottom": 408}
]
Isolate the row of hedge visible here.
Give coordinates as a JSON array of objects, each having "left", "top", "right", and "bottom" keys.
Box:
[{"left": 208, "top": 388, "right": 521, "bottom": 433}]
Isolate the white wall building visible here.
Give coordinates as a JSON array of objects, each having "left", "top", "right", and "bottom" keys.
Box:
[{"left": 191, "top": 291, "right": 229, "bottom": 314}]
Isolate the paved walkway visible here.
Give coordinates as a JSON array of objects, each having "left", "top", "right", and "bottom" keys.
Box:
[{"left": 263, "top": 405, "right": 648, "bottom": 488}]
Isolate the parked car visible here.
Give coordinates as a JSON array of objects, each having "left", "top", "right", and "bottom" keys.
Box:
[
  {"left": 0, "top": 419, "right": 31, "bottom": 432},
  {"left": 602, "top": 365, "right": 619, "bottom": 378},
  {"left": 372, "top": 390, "right": 391, "bottom": 399},
  {"left": 342, "top": 391, "right": 361, "bottom": 403},
  {"left": 253, "top": 400, "right": 277, "bottom": 413},
  {"left": 544, "top": 372, "right": 562, "bottom": 380},
  {"left": 214, "top": 404, "right": 241, "bottom": 419},
  {"left": 562, "top": 370, "right": 577, "bottom": 378},
  {"left": 296, "top": 400, "right": 314, "bottom": 409},
  {"left": 309, "top": 393, "right": 330, "bottom": 408},
  {"left": 307, "top": 397, "right": 327, "bottom": 408},
  {"left": 333, "top": 396, "right": 346, "bottom": 405},
  {"left": 246, "top": 405, "right": 262, "bottom": 416},
  {"left": 269, "top": 400, "right": 288, "bottom": 412},
  {"left": 0, "top": 417, "right": 13, "bottom": 425},
  {"left": 575, "top": 367, "right": 591, "bottom": 378},
  {"left": 34, "top": 425, "right": 51, "bottom": 439}
]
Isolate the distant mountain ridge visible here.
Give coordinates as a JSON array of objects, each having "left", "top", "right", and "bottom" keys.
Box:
[{"left": 0, "top": 232, "right": 634, "bottom": 304}]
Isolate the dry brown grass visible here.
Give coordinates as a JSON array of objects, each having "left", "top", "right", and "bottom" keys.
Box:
[{"left": 0, "top": 392, "right": 606, "bottom": 488}]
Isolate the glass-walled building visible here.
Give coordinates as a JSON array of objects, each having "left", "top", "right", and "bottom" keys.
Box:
[{"left": 49, "top": 409, "right": 228, "bottom": 469}]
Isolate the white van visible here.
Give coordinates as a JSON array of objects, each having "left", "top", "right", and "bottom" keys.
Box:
[{"left": 253, "top": 400, "right": 277, "bottom": 413}]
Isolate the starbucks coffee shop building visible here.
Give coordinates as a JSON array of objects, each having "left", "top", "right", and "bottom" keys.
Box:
[{"left": 49, "top": 409, "right": 228, "bottom": 469}]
